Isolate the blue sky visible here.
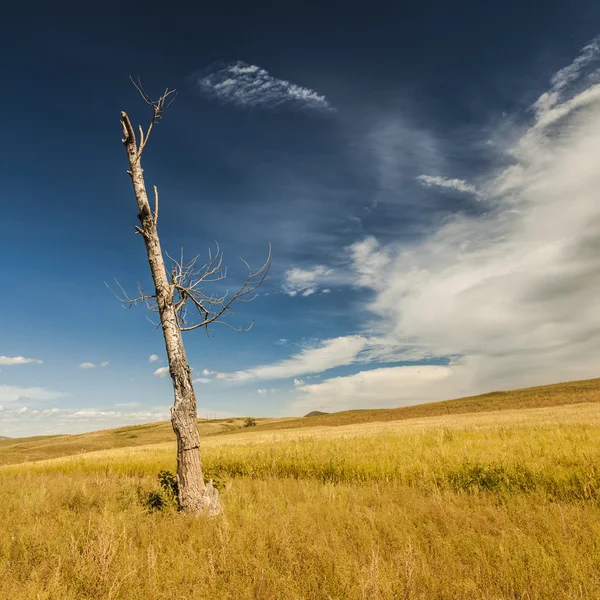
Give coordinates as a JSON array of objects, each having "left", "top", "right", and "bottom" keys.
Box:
[{"left": 2, "top": 1, "right": 600, "bottom": 435}]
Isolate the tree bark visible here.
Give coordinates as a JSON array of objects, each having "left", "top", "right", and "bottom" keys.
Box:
[{"left": 121, "top": 111, "right": 221, "bottom": 516}]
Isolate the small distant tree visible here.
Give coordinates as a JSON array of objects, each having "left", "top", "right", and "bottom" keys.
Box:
[
  {"left": 244, "top": 417, "right": 257, "bottom": 428},
  {"left": 112, "top": 79, "right": 271, "bottom": 515}
]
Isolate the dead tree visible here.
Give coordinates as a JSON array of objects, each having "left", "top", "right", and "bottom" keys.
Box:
[{"left": 114, "top": 79, "right": 271, "bottom": 515}]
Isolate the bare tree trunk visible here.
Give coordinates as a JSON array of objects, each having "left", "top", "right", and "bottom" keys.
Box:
[{"left": 121, "top": 111, "right": 221, "bottom": 516}]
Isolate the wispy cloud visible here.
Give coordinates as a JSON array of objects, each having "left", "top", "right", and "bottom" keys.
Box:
[
  {"left": 214, "top": 335, "right": 420, "bottom": 382},
  {"left": 529, "top": 36, "right": 600, "bottom": 137},
  {"left": 148, "top": 354, "right": 160, "bottom": 363},
  {"left": 79, "top": 362, "right": 96, "bottom": 369},
  {"left": 416, "top": 175, "right": 480, "bottom": 196},
  {"left": 100, "top": 361, "right": 109, "bottom": 368},
  {"left": 194, "top": 61, "right": 334, "bottom": 112},
  {"left": 0, "top": 356, "right": 42, "bottom": 366},
  {"left": 0, "top": 385, "right": 65, "bottom": 403}
]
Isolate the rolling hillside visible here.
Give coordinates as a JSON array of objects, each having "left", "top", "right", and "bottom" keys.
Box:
[{"left": 1, "top": 377, "right": 599, "bottom": 466}]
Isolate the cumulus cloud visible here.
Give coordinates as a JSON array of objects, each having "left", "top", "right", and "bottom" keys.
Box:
[
  {"left": 0, "top": 356, "right": 42, "bottom": 366},
  {"left": 153, "top": 367, "right": 169, "bottom": 378},
  {"left": 282, "top": 265, "right": 332, "bottom": 297},
  {"left": 416, "top": 175, "right": 480, "bottom": 196},
  {"left": 148, "top": 354, "right": 160, "bottom": 363},
  {"left": 194, "top": 61, "right": 333, "bottom": 112},
  {"left": 79, "top": 362, "right": 96, "bottom": 369}
]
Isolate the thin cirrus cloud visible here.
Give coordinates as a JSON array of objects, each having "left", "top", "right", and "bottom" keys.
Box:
[
  {"left": 193, "top": 61, "right": 334, "bottom": 112},
  {"left": 0, "top": 385, "right": 65, "bottom": 403},
  {"left": 416, "top": 175, "right": 480, "bottom": 197},
  {"left": 0, "top": 356, "right": 43, "bottom": 366},
  {"left": 212, "top": 335, "right": 421, "bottom": 382}
]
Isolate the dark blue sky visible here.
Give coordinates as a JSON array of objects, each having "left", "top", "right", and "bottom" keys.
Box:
[{"left": 2, "top": 0, "right": 600, "bottom": 434}]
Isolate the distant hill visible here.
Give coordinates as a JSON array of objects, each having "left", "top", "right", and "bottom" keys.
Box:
[
  {"left": 2, "top": 377, "right": 600, "bottom": 467},
  {"left": 249, "top": 377, "right": 600, "bottom": 433}
]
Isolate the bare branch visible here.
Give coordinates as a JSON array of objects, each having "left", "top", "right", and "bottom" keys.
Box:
[
  {"left": 164, "top": 243, "right": 272, "bottom": 334},
  {"left": 127, "top": 76, "right": 178, "bottom": 161},
  {"left": 105, "top": 279, "right": 155, "bottom": 309}
]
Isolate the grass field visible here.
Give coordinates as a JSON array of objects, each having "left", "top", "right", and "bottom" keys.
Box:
[{"left": 2, "top": 379, "right": 600, "bottom": 598}]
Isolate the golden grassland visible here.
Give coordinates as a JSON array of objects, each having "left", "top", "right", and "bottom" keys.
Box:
[
  {"left": 2, "top": 376, "right": 599, "bottom": 467},
  {"left": 2, "top": 380, "right": 600, "bottom": 598},
  {"left": 0, "top": 417, "right": 294, "bottom": 466}
]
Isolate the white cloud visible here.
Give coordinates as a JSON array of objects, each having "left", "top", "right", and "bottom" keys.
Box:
[
  {"left": 416, "top": 175, "right": 480, "bottom": 196},
  {"left": 293, "top": 378, "right": 305, "bottom": 386},
  {"left": 0, "top": 356, "right": 42, "bottom": 366},
  {"left": 0, "top": 385, "right": 65, "bottom": 403},
  {"left": 257, "top": 388, "right": 279, "bottom": 395},
  {"left": 338, "top": 38, "right": 600, "bottom": 396},
  {"left": 194, "top": 61, "right": 334, "bottom": 112},
  {"left": 282, "top": 265, "right": 332, "bottom": 297},
  {"left": 79, "top": 362, "right": 96, "bottom": 369},
  {"left": 67, "top": 409, "right": 168, "bottom": 421},
  {"left": 153, "top": 367, "right": 170, "bottom": 379},
  {"left": 292, "top": 365, "right": 464, "bottom": 412},
  {"left": 216, "top": 336, "right": 369, "bottom": 381},
  {"left": 214, "top": 335, "right": 419, "bottom": 383},
  {"left": 348, "top": 237, "right": 391, "bottom": 288},
  {"left": 148, "top": 354, "right": 160, "bottom": 363},
  {"left": 193, "top": 378, "right": 212, "bottom": 384},
  {"left": 201, "top": 369, "right": 216, "bottom": 376},
  {"left": 100, "top": 361, "right": 109, "bottom": 368}
]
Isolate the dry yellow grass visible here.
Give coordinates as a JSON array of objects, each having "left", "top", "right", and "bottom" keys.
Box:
[
  {"left": 2, "top": 398, "right": 600, "bottom": 598},
  {"left": 0, "top": 417, "right": 292, "bottom": 466}
]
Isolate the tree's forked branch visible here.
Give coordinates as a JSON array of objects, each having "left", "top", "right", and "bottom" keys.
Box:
[{"left": 125, "top": 76, "right": 178, "bottom": 160}]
